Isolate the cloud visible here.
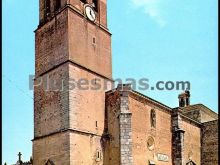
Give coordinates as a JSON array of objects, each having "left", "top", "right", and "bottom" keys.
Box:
[{"left": 131, "top": 0, "right": 166, "bottom": 27}]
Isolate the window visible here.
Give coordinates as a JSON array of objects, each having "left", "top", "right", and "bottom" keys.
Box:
[
  {"left": 54, "top": 0, "right": 61, "bottom": 11},
  {"left": 186, "top": 97, "right": 190, "bottom": 106},
  {"left": 81, "top": 0, "right": 87, "bottom": 3},
  {"left": 180, "top": 98, "right": 185, "bottom": 107},
  {"left": 96, "top": 150, "right": 102, "bottom": 162},
  {"left": 150, "top": 109, "right": 156, "bottom": 128},
  {"left": 93, "top": 37, "right": 96, "bottom": 44},
  {"left": 147, "top": 136, "right": 155, "bottom": 151},
  {"left": 44, "top": 0, "right": 51, "bottom": 17},
  {"left": 93, "top": 0, "right": 98, "bottom": 11}
]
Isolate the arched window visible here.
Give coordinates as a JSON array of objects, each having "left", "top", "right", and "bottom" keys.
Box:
[
  {"left": 44, "top": 0, "right": 51, "bottom": 17},
  {"left": 150, "top": 109, "right": 156, "bottom": 128},
  {"left": 179, "top": 98, "right": 185, "bottom": 107},
  {"left": 93, "top": 0, "right": 98, "bottom": 11},
  {"left": 45, "top": 159, "right": 55, "bottom": 165},
  {"left": 186, "top": 97, "right": 190, "bottom": 106},
  {"left": 147, "top": 136, "right": 155, "bottom": 151},
  {"left": 186, "top": 160, "right": 196, "bottom": 165},
  {"left": 54, "top": 0, "right": 61, "bottom": 11}
]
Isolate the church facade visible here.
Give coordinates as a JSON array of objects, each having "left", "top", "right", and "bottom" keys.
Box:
[{"left": 8, "top": 0, "right": 218, "bottom": 165}]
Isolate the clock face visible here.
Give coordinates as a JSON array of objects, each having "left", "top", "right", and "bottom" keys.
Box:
[{"left": 85, "top": 6, "right": 96, "bottom": 22}]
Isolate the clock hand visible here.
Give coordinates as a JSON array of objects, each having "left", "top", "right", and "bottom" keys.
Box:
[{"left": 90, "top": 10, "right": 94, "bottom": 19}]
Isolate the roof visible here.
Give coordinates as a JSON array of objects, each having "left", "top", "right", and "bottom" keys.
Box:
[
  {"left": 106, "top": 85, "right": 173, "bottom": 113},
  {"left": 106, "top": 84, "right": 217, "bottom": 125},
  {"left": 181, "top": 104, "right": 218, "bottom": 119}
]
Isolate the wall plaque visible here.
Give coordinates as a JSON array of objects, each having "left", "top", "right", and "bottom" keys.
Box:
[{"left": 157, "top": 153, "right": 169, "bottom": 162}]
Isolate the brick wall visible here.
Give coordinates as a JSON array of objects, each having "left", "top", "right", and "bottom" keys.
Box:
[
  {"left": 34, "top": 63, "right": 69, "bottom": 137},
  {"left": 35, "top": 9, "right": 69, "bottom": 76},
  {"left": 201, "top": 120, "right": 218, "bottom": 165},
  {"left": 36, "top": 5, "right": 112, "bottom": 78},
  {"left": 129, "top": 93, "right": 172, "bottom": 165},
  {"left": 68, "top": 8, "right": 112, "bottom": 79},
  {"left": 33, "top": 132, "right": 70, "bottom": 165}
]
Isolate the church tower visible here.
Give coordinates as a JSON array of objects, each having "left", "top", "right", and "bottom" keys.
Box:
[{"left": 33, "top": 0, "right": 112, "bottom": 164}]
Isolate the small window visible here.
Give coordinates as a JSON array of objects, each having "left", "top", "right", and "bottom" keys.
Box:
[
  {"left": 93, "top": 37, "right": 96, "bottom": 44},
  {"left": 150, "top": 109, "right": 156, "bottom": 128},
  {"left": 186, "top": 98, "right": 190, "bottom": 106},
  {"left": 180, "top": 98, "right": 185, "bottom": 107},
  {"left": 93, "top": 0, "right": 98, "bottom": 11},
  {"left": 96, "top": 150, "right": 102, "bottom": 162},
  {"left": 147, "top": 137, "right": 155, "bottom": 151},
  {"left": 54, "top": 0, "right": 61, "bottom": 11},
  {"left": 97, "top": 151, "right": 100, "bottom": 158}
]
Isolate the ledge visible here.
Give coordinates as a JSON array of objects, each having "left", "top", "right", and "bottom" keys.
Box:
[{"left": 32, "top": 128, "right": 103, "bottom": 141}]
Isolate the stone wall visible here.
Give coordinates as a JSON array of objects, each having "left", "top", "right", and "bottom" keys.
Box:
[
  {"left": 34, "top": 62, "right": 112, "bottom": 164},
  {"left": 172, "top": 110, "right": 184, "bottom": 165},
  {"left": 34, "top": 1, "right": 112, "bottom": 164},
  {"left": 105, "top": 85, "right": 133, "bottom": 165},
  {"left": 105, "top": 90, "right": 121, "bottom": 165},
  {"left": 201, "top": 120, "right": 218, "bottom": 165},
  {"left": 34, "top": 63, "right": 69, "bottom": 138},
  {"left": 119, "top": 113, "right": 132, "bottom": 165},
  {"left": 119, "top": 89, "right": 133, "bottom": 165},
  {"left": 33, "top": 132, "right": 70, "bottom": 165},
  {"left": 35, "top": 9, "right": 69, "bottom": 76},
  {"left": 181, "top": 116, "right": 201, "bottom": 164}
]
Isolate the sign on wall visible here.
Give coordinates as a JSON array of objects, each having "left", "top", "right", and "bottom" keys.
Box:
[{"left": 157, "top": 153, "right": 169, "bottom": 162}]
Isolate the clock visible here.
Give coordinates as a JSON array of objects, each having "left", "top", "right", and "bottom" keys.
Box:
[{"left": 85, "top": 5, "right": 96, "bottom": 22}]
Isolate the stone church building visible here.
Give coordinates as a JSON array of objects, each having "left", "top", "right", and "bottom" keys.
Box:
[{"left": 8, "top": 0, "right": 218, "bottom": 165}]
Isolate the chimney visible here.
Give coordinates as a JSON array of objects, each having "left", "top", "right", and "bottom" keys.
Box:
[{"left": 178, "top": 90, "right": 190, "bottom": 107}]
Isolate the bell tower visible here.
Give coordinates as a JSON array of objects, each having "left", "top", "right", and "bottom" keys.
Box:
[{"left": 33, "top": 0, "right": 112, "bottom": 164}]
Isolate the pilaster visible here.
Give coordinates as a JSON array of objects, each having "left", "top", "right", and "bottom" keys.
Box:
[
  {"left": 118, "top": 84, "right": 133, "bottom": 165},
  {"left": 172, "top": 109, "right": 185, "bottom": 165}
]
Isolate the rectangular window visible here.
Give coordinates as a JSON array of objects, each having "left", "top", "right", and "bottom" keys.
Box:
[
  {"left": 54, "top": 0, "right": 61, "bottom": 11},
  {"left": 93, "top": 0, "right": 98, "bottom": 12},
  {"left": 45, "top": 0, "right": 51, "bottom": 16}
]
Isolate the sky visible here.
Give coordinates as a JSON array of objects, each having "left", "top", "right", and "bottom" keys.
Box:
[{"left": 3, "top": 0, "right": 218, "bottom": 164}]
